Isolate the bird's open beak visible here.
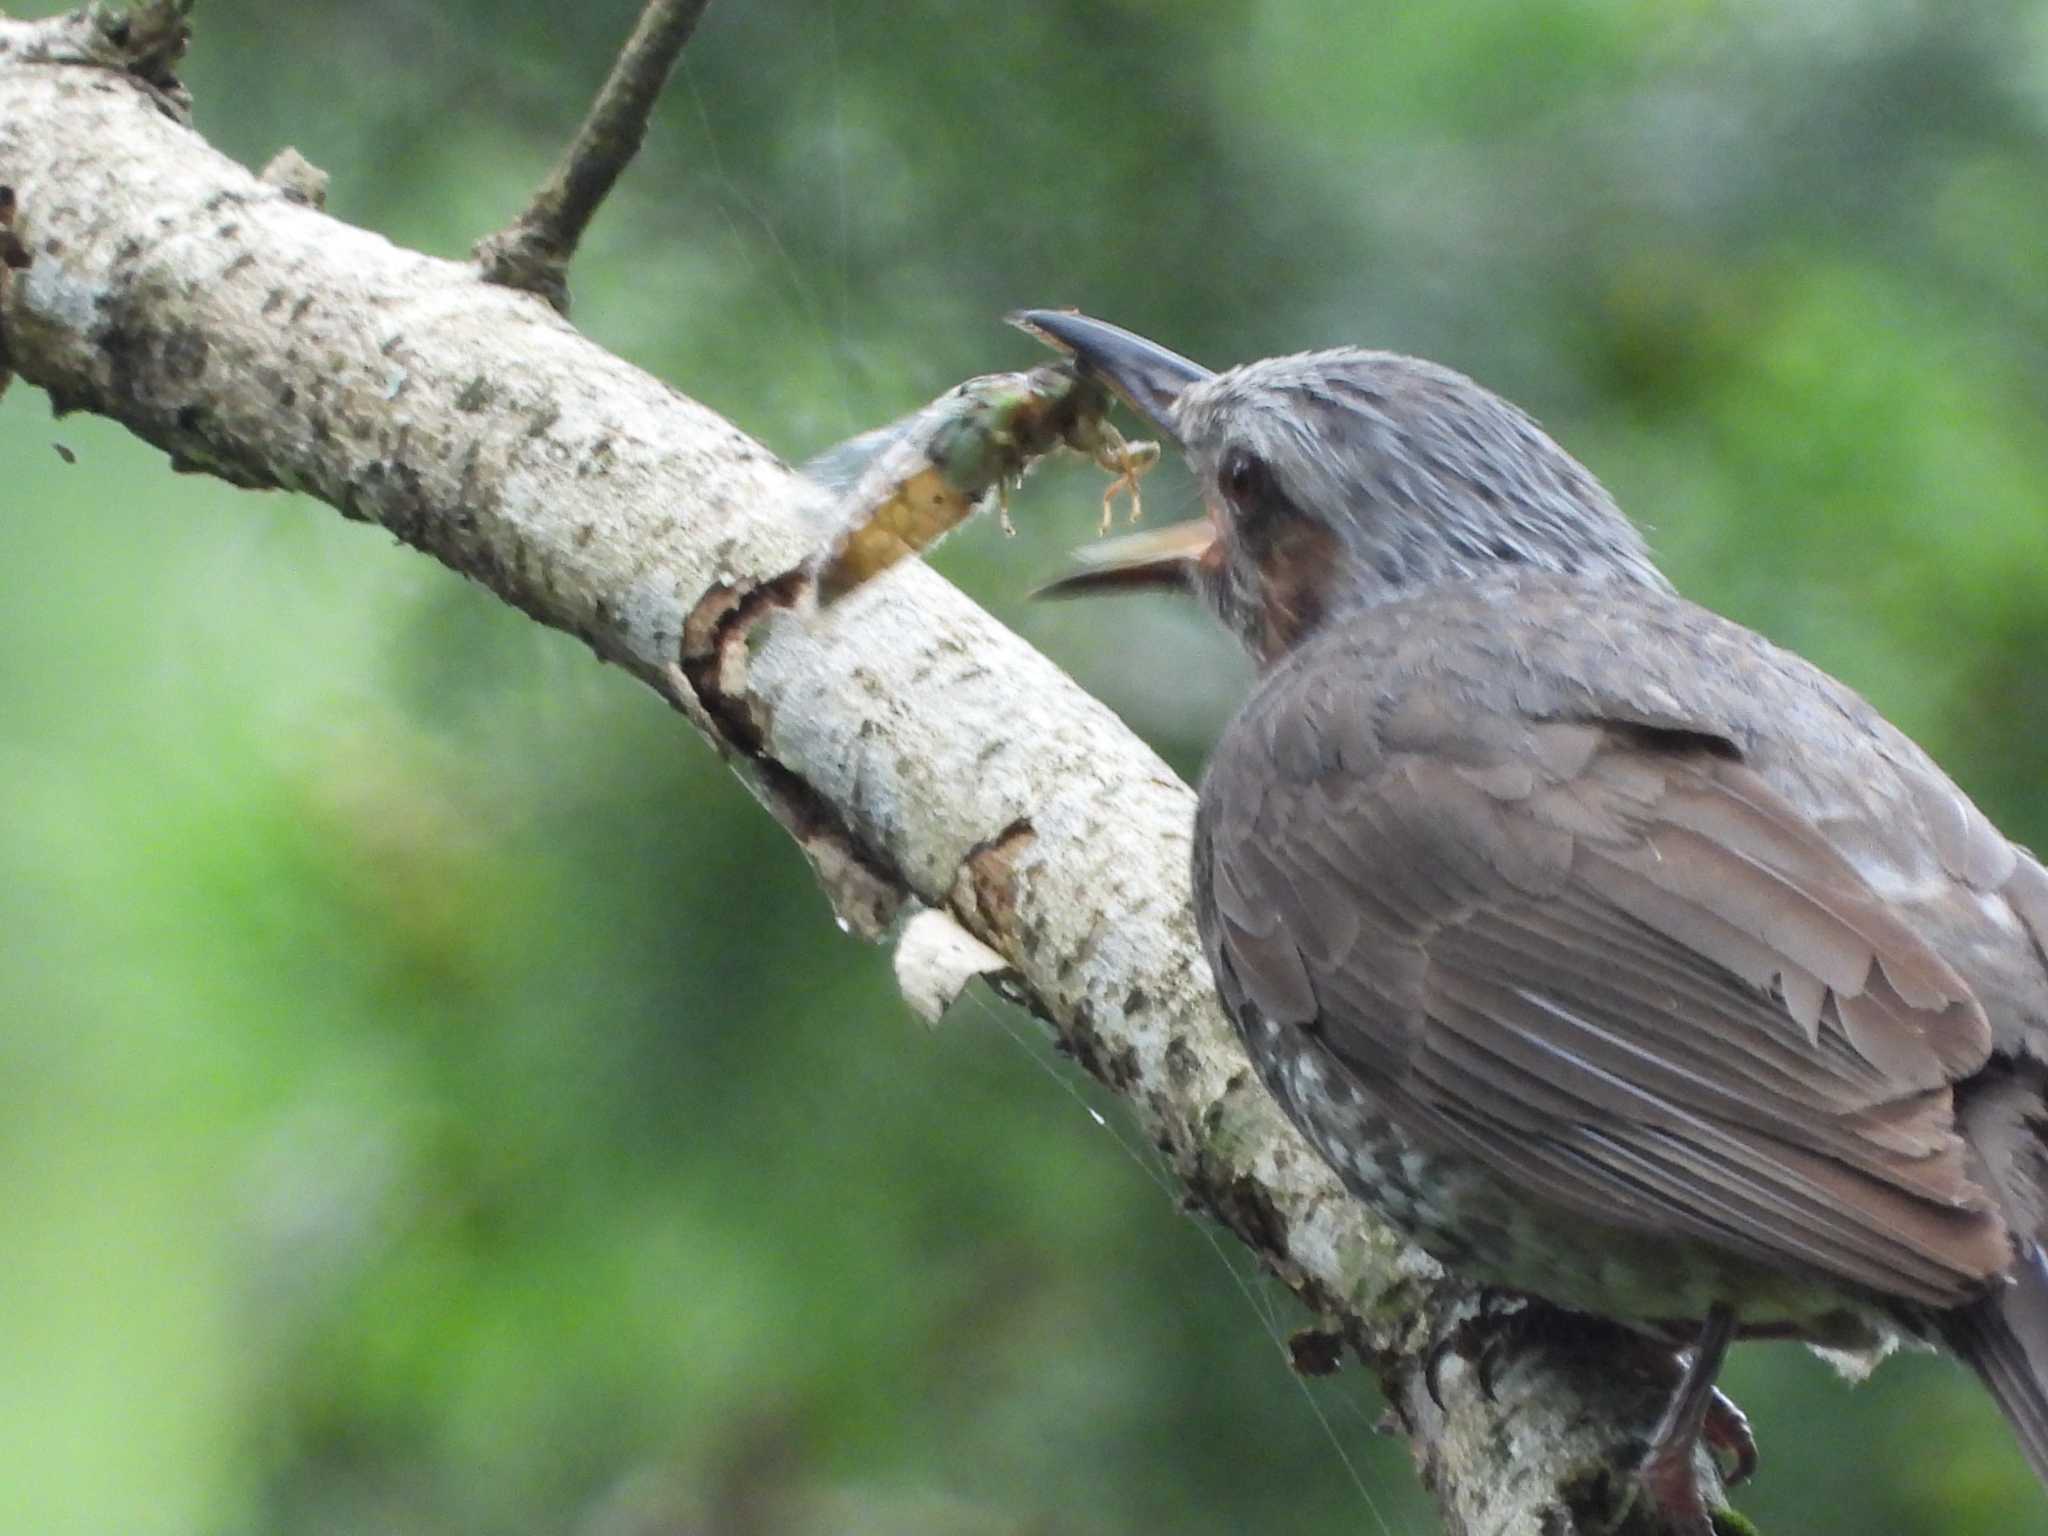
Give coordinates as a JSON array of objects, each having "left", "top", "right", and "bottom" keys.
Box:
[
  {"left": 1010, "top": 310, "right": 1209, "bottom": 445},
  {"left": 1030, "top": 516, "right": 1220, "bottom": 599},
  {"left": 1011, "top": 309, "right": 1219, "bottom": 598}
]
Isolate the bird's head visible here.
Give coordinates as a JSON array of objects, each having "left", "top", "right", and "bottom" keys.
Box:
[{"left": 1022, "top": 311, "right": 1670, "bottom": 667}]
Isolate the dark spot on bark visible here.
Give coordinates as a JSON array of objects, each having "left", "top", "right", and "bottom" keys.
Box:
[
  {"left": 1103, "top": 1043, "right": 1141, "bottom": 1090},
  {"left": 162, "top": 327, "right": 208, "bottom": 381},
  {"left": 1557, "top": 1468, "right": 1634, "bottom": 1534},
  {"left": 364, "top": 458, "right": 433, "bottom": 548},
  {"left": 1059, "top": 1006, "right": 1135, "bottom": 1093},
  {"left": 97, "top": 321, "right": 154, "bottom": 403},
  {"left": 1164, "top": 1033, "right": 1199, "bottom": 1087},
  {"left": 455, "top": 375, "right": 494, "bottom": 412},
  {"left": 1122, "top": 986, "right": 1150, "bottom": 1016},
  {"left": 1216, "top": 1171, "right": 1291, "bottom": 1257},
  {"left": 1288, "top": 1327, "right": 1344, "bottom": 1377}
]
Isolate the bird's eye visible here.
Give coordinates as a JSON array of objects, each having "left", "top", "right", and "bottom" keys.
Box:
[{"left": 1218, "top": 447, "right": 1269, "bottom": 506}]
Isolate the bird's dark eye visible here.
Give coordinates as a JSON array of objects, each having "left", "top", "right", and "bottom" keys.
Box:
[{"left": 1218, "top": 447, "right": 1269, "bottom": 506}]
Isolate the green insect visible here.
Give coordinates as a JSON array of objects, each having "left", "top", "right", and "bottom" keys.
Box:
[{"left": 807, "top": 357, "right": 1159, "bottom": 603}]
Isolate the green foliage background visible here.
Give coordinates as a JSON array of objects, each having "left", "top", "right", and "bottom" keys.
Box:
[{"left": 5, "top": 1, "right": 2047, "bottom": 1532}]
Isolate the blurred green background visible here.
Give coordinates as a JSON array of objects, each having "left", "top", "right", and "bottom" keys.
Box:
[{"left": 4, "top": 1, "right": 2047, "bottom": 1532}]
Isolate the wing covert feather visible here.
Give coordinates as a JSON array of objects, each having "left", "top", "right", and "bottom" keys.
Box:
[{"left": 1200, "top": 674, "right": 2010, "bottom": 1307}]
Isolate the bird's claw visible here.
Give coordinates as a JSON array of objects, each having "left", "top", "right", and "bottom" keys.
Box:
[
  {"left": 1703, "top": 1386, "right": 1757, "bottom": 1487},
  {"left": 1423, "top": 1289, "right": 1528, "bottom": 1410}
]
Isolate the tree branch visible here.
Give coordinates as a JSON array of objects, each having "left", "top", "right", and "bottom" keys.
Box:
[
  {"left": 473, "top": 0, "right": 715, "bottom": 314},
  {"left": 0, "top": 12, "right": 1732, "bottom": 1533}
]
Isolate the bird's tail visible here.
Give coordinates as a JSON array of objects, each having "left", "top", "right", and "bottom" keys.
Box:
[{"left": 1942, "top": 1243, "right": 2048, "bottom": 1491}]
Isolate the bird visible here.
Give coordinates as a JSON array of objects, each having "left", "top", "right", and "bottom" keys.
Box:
[{"left": 1017, "top": 308, "right": 2048, "bottom": 1532}]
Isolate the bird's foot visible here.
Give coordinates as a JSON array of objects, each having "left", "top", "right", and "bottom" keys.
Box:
[
  {"left": 1624, "top": 1304, "right": 1742, "bottom": 1535},
  {"left": 1635, "top": 1435, "right": 1715, "bottom": 1536},
  {"left": 1701, "top": 1386, "right": 1757, "bottom": 1488},
  {"left": 1422, "top": 1297, "right": 1756, "bottom": 1531},
  {"left": 1424, "top": 1287, "right": 1529, "bottom": 1409},
  {"left": 1612, "top": 1460, "right": 1757, "bottom": 1536}
]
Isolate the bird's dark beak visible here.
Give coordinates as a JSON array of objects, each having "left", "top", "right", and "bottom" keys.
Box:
[
  {"left": 1009, "top": 310, "right": 1209, "bottom": 447},
  {"left": 1011, "top": 310, "right": 1218, "bottom": 598}
]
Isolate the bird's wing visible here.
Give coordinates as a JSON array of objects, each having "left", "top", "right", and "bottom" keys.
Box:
[{"left": 1201, "top": 688, "right": 2012, "bottom": 1308}]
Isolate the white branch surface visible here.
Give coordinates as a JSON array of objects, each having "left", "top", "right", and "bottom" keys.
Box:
[{"left": 0, "top": 12, "right": 1726, "bottom": 1534}]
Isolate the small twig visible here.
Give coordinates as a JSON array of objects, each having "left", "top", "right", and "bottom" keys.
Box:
[{"left": 474, "top": 0, "right": 713, "bottom": 315}]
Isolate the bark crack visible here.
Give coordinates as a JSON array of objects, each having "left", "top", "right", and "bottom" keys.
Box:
[{"left": 676, "top": 567, "right": 909, "bottom": 940}]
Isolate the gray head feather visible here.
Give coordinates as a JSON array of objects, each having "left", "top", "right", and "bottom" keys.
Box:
[{"left": 1171, "top": 350, "right": 1672, "bottom": 649}]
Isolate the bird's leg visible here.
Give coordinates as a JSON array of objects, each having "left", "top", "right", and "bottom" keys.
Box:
[{"left": 1636, "top": 1303, "right": 1739, "bottom": 1534}]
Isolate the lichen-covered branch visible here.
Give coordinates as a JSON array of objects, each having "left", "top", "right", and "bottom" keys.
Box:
[{"left": 0, "top": 10, "right": 1727, "bottom": 1532}]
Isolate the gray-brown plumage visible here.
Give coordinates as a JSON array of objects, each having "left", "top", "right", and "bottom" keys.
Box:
[{"left": 1021, "top": 309, "right": 2048, "bottom": 1528}]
